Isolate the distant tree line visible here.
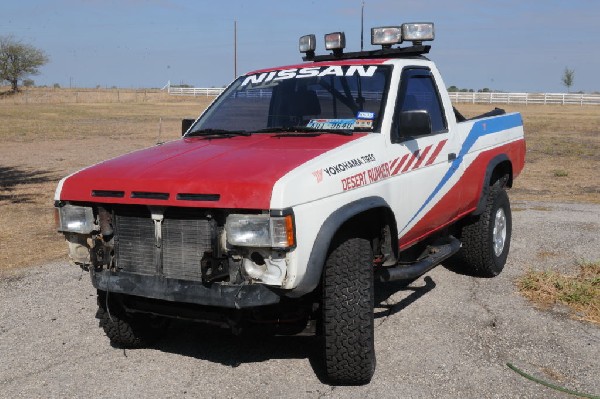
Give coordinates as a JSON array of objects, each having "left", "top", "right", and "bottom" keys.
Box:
[{"left": 447, "top": 86, "right": 496, "bottom": 93}]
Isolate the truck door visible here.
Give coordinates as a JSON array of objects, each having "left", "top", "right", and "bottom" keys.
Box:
[{"left": 390, "top": 67, "right": 461, "bottom": 249}]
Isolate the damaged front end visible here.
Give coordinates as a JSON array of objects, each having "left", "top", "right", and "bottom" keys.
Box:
[{"left": 54, "top": 202, "right": 296, "bottom": 309}]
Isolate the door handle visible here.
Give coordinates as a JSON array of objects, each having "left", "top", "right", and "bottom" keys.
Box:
[{"left": 448, "top": 153, "right": 457, "bottom": 161}]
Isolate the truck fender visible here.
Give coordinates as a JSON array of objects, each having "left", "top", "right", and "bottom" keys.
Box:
[
  {"left": 473, "top": 154, "right": 512, "bottom": 216},
  {"left": 289, "top": 196, "right": 392, "bottom": 297}
]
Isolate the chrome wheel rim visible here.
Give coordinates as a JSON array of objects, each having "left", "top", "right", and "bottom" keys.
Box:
[{"left": 492, "top": 207, "right": 507, "bottom": 257}]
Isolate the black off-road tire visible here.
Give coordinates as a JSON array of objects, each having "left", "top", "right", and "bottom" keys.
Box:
[
  {"left": 453, "top": 183, "right": 512, "bottom": 277},
  {"left": 96, "top": 295, "right": 169, "bottom": 348},
  {"left": 322, "top": 236, "right": 375, "bottom": 385}
]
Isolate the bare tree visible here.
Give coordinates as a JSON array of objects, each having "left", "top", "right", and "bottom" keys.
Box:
[
  {"left": 561, "top": 67, "right": 575, "bottom": 93},
  {"left": 0, "top": 36, "right": 49, "bottom": 93}
]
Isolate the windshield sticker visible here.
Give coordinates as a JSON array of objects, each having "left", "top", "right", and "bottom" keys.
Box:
[
  {"left": 354, "top": 119, "right": 373, "bottom": 129},
  {"left": 356, "top": 111, "right": 375, "bottom": 120},
  {"left": 241, "top": 66, "right": 378, "bottom": 87},
  {"left": 307, "top": 119, "right": 356, "bottom": 130}
]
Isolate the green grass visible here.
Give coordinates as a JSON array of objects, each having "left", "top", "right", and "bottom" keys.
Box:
[{"left": 518, "top": 260, "right": 600, "bottom": 324}]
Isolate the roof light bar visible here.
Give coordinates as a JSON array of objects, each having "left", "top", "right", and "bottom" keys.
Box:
[
  {"left": 298, "top": 22, "right": 434, "bottom": 62},
  {"left": 324, "top": 32, "right": 346, "bottom": 52},
  {"left": 371, "top": 26, "right": 402, "bottom": 47},
  {"left": 401, "top": 23, "right": 435, "bottom": 44},
  {"left": 299, "top": 34, "right": 316, "bottom": 54}
]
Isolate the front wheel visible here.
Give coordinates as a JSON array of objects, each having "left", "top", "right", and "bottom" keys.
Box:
[
  {"left": 96, "top": 292, "right": 169, "bottom": 348},
  {"left": 453, "top": 184, "right": 512, "bottom": 277},
  {"left": 322, "top": 236, "right": 375, "bottom": 385}
]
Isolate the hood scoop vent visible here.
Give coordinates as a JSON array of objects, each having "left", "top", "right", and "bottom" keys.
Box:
[
  {"left": 131, "top": 191, "right": 170, "bottom": 200},
  {"left": 92, "top": 190, "right": 125, "bottom": 198},
  {"left": 176, "top": 193, "right": 220, "bottom": 202}
]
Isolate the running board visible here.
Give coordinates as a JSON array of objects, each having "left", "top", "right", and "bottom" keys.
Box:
[{"left": 376, "top": 236, "right": 461, "bottom": 282}]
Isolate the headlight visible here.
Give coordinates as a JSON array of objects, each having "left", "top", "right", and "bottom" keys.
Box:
[
  {"left": 226, "top": 214, "right": 295, "bottom": 248},
  {"left": 56, "top": 204, "right": 95, "bottom": 234}
]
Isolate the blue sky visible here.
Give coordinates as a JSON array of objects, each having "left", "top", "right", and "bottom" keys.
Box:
[{"left": 3, "top": 0, "right": 599, "bottom": 92}]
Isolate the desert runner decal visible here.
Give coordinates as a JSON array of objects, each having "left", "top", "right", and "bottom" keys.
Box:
[
  {"left": 241, "top": 66, "right": 379, "bottom": 87},
  {"left": 338, "top": 140, "right": 448, "bottom": 191}
]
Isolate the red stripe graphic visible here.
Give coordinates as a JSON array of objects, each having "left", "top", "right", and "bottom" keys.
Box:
[
  {"left": 401, "top": 150, "right": 419, "bottom": 173},
  {"left": 412, "top": 145, "right": 432, "bottom": 170},
  {"left": 389, "top": 157, "right": 400, "bottom": 171},
  {"left": 425, "top": 139, "right": 447, "bottom": 166},
  {"left": 391, "top": 154, "right": 409, "bottom": 175}
]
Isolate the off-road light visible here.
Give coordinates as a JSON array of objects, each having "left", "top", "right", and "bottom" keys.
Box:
[
  {"left": 371, "top": 26, "right": 402, "bottom": 47},
  {"left": 56, "top": 204, "right": 95, "bottom": 234},
  {"left": 299, "top": 34, "right": 316, "bottom": 53},
  {"left": 226, "top": 214, "right": 295, "bottom": 248},
  {"left": 401, "top": 23, "right": 435, "bottom": 43},
  {"left": 324, "top": 32, "right": 346, "bottom": 51}
]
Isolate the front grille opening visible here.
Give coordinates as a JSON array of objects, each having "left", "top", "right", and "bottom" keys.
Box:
[
  {"left": 113, "top": 206, "right": 217, "bottom": 282},
  {"left": 114, "top": 206, "right": 155, "bottom": 275}
]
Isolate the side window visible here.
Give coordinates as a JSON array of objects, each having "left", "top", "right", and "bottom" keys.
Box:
[{"left": 396, "top": 69, "right": 447, "bottom": 136}]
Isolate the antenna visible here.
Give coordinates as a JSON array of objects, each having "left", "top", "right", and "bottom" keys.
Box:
[
  {"left": 234, "top": 20, "right": 238, "bottom": 80},
  {"left": 360, "top": 1, "right": 365, "bottom": 51}
]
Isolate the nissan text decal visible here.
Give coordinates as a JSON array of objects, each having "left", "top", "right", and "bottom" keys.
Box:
[{"left": 241, "top": 66, "right": 378, "bottom": 87}]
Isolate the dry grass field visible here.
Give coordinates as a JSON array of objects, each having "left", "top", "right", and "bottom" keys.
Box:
[{"left": 0, "top": 89, "right": 599, "bottom": 271}]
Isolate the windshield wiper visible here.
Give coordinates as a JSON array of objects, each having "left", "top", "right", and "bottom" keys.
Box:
[
  {"left": 254, "top": 126, "right": 354, "bottom": 136},
  {"left": 186, "top": 128, "right": 251, "bottom": 137}
]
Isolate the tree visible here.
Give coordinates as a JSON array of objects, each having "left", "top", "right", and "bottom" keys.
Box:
[
  {"left": 561, "top": 67, "right": 575, "bottom": 92},
  {"left": 0, "top": 36, "right": 49, "bottom": 93}
]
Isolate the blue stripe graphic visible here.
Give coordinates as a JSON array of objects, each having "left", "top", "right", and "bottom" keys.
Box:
[{"left": 399, "top": 113, "right": 523, "bottom": 234}]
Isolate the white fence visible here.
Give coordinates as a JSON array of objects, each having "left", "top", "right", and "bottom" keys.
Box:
[
  {"left": 167, "top": 86, "right": 225, "bottom": 96},
  {"left": 167, "top": 86, "right": 600, "bottom": 106},
  {"left": 448, "top": 92, "right": 600, "bottom": 106}
]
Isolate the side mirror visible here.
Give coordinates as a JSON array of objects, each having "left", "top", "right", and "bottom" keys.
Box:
[
  {"left": 399, "top": 110, "right": 431, "bottom": 137},
  {"left": 182, "top": 118, "right": 196, "bottom": 136}
]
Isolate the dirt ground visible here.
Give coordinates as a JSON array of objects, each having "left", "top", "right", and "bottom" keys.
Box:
[
  {"left": 0, "top": 98, "right": 212, "bottom": 271},
  {"left": 0, "top": 95, "right": 599, "bottom": 271}
]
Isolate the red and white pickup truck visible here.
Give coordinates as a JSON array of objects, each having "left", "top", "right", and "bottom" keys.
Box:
[{"left": 55, "top": 24, "right": 525, "bottom": 385}]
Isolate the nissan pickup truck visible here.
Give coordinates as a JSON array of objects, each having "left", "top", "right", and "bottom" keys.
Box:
[{"left": 54, "top": 23, "right": 525, "bottom": 385}]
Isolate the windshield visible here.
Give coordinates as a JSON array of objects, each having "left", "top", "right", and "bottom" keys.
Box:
[{"left": 189, "top": 64, "right": 392, "bottom": 134}]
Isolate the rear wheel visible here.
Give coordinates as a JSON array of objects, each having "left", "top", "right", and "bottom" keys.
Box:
[
  {"left": 322, "top": 236, "right": 375, "bottom": 385},
  {"left": 453, "top": 183, "right": 512, "bottom": 277}
]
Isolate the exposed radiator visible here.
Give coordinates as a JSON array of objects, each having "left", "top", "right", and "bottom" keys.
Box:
[
  {"left": 115, "top": 208, "right": 155, "bottom": 275},
  {"left": 114, "top": 207, "right": 213, "bottom": 281},
  {"left": 162, "top": 209, "right": 212, "bottom": 281}
]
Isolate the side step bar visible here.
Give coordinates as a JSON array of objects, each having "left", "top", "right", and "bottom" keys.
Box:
[{"left": 376, "top": 236, "right": 461, "bottom": 282}]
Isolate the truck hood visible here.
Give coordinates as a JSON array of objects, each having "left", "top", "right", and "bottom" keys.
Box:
[{"left": 57, "top": 133, "right": 365, "bottom": 209}]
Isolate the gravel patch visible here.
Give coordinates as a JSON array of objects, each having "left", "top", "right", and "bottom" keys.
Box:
[{"left": 0, "top": 200, "right": 598, "bottom": 398}]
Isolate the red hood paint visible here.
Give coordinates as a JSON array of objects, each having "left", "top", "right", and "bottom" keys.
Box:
[{"left": 59, "top": 133, "right": 365, "bottom": 209}]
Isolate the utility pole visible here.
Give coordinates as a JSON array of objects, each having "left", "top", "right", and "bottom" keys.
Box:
[{"left": 234, "top": 20, "right": 238, "bottom": 80}]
